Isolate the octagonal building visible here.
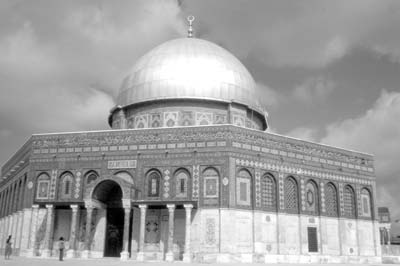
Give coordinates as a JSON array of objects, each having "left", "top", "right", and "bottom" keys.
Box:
[{"left": 0, "top": 27, "right": 381, "bottom": 263}]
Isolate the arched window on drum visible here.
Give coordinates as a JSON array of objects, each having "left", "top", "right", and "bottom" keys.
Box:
[
  {"left": 305, "top": 180, "right": 319, "bottom": 215},
  {"left": 59, "top": 172, "right": 74, "bottom": 199},
  {"left": 343, "top": 185, "right": 356, "bottom": 218},
  {"left": 284, "top": 176, "right": 299, "bottom": 213},
  {"left": 325, "top": 183, "right": 339, "bottom": 217},
  {"left": 147, "top": 170, "right": 161, "bottom": 198},
  {"left": 260, "top": 173, "right": 277, "bottom": 210},
  {"left": 361, "top": 188, "right": 373, "bottom": 218},
  {"left": 236, "top": 169, "right": 252, "bottom": 207}
]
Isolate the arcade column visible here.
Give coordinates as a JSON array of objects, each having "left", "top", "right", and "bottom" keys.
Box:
[
  {"left": 26, "top": 204, "right": 39, "bottom": 257},
  {"left": 120, "top": 199, "right": 131, "bottom": 261},
  {"left": 137, "top": 204, "right": 147, "bottom": 261},
  {"left": 66, "top": 204, "right": 80, "bottom": 258},
  {"left": 82, "top": 205, "right": 93, "bottom": 259},
  {"left": 166, "top": 204, "right": 176, "bottom": 262},
  {"left": 41, "top": 204, "right": 55, "bottom": 258},
  {"left": 183, "top": 204, "right": 193, "bottom": 262}
]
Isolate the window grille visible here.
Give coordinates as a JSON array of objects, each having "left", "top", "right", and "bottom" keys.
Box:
[
  {"left": 261, "top": 174, "right": 276, "bottom": 209},
  {"left": 325, "top": 183, "right": 338, "bottom": 216},
  {"left": 284, "top": 177, "right": 298, "bottom": 212}
]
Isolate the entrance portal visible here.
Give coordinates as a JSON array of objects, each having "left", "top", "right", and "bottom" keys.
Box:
[
  {"left": 92, "top": 180, "right": 126, "bottom": 257},
  {"left": 104, "top": 208, "right": 124, "bottom": 257}
]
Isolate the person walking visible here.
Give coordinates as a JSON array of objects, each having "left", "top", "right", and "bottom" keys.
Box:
[
  {"left": 4, "top": 235, "right": 12, "bottom": 260},
  {"left": 58, "top": 237, "right": 65, "bottom": 261}
]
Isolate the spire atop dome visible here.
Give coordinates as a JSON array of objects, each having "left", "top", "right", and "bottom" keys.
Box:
[{"left": 187, "top": 15, "right": 195, "bottom": 38}]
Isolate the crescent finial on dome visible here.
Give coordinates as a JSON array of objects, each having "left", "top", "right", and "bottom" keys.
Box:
[{"left": 187, "top": 15, "right": 195, "bottom": 38}]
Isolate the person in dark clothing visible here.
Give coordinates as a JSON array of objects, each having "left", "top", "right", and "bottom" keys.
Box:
[
  {"left": 5, "top": 235, "right": 12, "bottom": 260},
  {"left": 58, "top": 237, "right": 65, "bottom": 261}
]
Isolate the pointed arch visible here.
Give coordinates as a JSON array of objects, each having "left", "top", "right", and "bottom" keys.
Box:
[
  {"left": 325, "top": 182, "right": 339, "bottom": 217},
  {"left": 260, "top": 172, "right": 277, "bottom": 210},
  {"left": 146, "top": 169, "right": 161, "bottom": 198},
  {"left": 59, "top": 171, "right": 74, "bottom": 199},
  {"left": 85, "top": 170, "right": 99, "bottom": 185},
  {"left": 361, "top": 187, "right": 373, "bottom": 218},
  {"left": 36, "top": 173, "right": 50, "bottom": 199},
  {"left": 236, "top": 168, "right": 252, "bottom": 206},
  {"left": 343, "top": 185, "right": 356, "bottom": 218},
  {"left": 114, "top": 171, "right": 134, "bottom": 185},
  {"left": 305, "top": 179, "right": 319, "bottom": 215},
  {"left": 284, "top": 176, "right": 299, "bottom": 213},
  {"left": 203, "top": 167, "right": 219, "bottom": 198},
  {"left": 174, "top": 168, "right": 190, "bottom": 198}
]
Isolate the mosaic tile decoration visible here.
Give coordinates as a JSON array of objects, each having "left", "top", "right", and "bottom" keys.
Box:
[
  {"left": 49, "top": 170, "right": 57, "bottom": 199},
  {"left": 192, "top": 165, "right": 200, "bottom": 199}
]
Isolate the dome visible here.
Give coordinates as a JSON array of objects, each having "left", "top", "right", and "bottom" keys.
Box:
[{"left": 117, "top": 38, "right": 260, "bottom": 111}]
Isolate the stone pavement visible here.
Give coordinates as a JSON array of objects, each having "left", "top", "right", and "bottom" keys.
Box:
[{"left": 1, "top": 257, "right": 392, "bottom": 266}]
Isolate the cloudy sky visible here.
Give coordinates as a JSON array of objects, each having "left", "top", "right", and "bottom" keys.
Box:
[{"left": 1, "top": 0, "right": 400, "bottom": 219}]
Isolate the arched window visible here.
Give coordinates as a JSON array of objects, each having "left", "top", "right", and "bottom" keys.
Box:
[
  {"left": 260, "top": 173, "right": 276, "bottom": 210},
  {"left": 203, "top": 168, "right": 219, "bottom": 198},
  {"left": 236, "top": 169, "right": 252, "bottom": 206},
  {"left": 343, "top": 185, "right": 356, "bottom": 218},
  {"left": 325, "top": 183, "right": 339, "bottom": 217},
  {"left": 175, "top": 169, "right": 189, "bottom": 198},
  {"left": 361, "top": 188, "right": 372, "bottom": 218},
  {"left": 284, "top": 176, "right": 299, "bottom": 212},
  {"left": 36, "top": 173, "right": 50, "bottom": 199},
  {"left": 59, "top": 172, "right": 74, "bottom": 199},
  {"left": 85, "top": 171, "right": 98, "bottom": 185},
  {"left": 147, "top": 170, "right": 161, "bottom": 197},
  {"left": 305, "top": 180, "right": 319, "bottom": 215}
]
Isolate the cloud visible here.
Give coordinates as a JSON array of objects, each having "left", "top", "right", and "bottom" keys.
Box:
[
  {"left": 321, "top": 90, "right": 400, "bottom": 219},
  {"left": 293, "top": 77, "right": 335, "bottom": 103},
  {"left": 255, "top": 82, "right": 281, "bottom": 109},
  {"left": 184, "top": 0, "right": 400, "bottom": 67},
  {"left": 0, "top": 0, "right": 186, "bottom": 165}
]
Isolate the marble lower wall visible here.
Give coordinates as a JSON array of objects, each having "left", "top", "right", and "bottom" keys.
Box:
[
  {"left": 0, "top": 206, "right": 382, "bottom": 263},
  {"left": 190, "top": 209, "right": 381, "bottom": 263}
]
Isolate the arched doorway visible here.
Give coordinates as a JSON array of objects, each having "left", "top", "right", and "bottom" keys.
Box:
[{"left": 92, "top": 180, "right": 124, "bottom": 257}]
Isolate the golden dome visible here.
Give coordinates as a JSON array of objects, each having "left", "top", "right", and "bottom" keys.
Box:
[{"left": 117, "top": 38, "right": 260, "bottom": 111}]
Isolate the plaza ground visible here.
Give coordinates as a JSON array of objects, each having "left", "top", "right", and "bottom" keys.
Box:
[{"left": 1, "top": 256, "right": 397, "bottom": 266}]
